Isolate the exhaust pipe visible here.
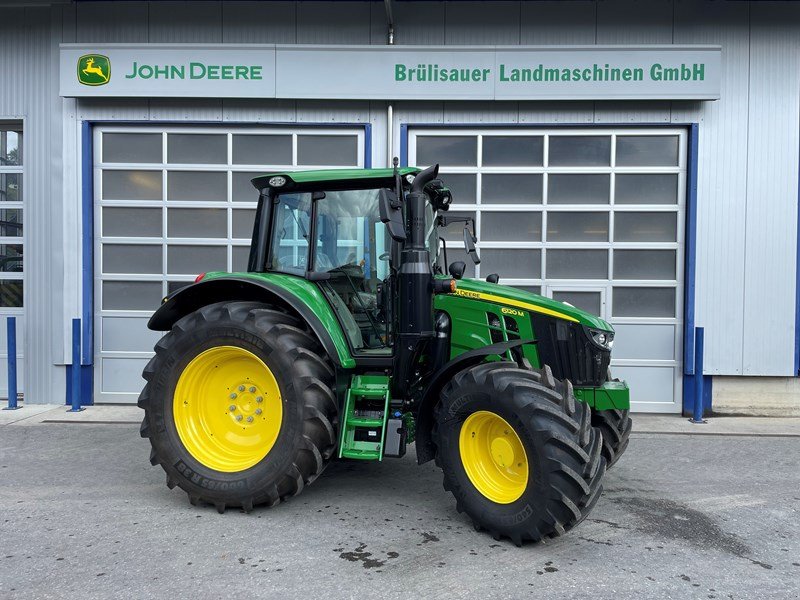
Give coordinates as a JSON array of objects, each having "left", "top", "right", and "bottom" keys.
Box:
[
  {"left": 393, "top": 164, "right": 439, "bottom": 397},
  {"left": 406, "top": 164, "right": 438, "bottom": 251}
]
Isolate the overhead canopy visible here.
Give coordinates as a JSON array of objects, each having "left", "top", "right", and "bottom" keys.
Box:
[{"left": 251, "top": 167, "right": 421, "bottom": 192}]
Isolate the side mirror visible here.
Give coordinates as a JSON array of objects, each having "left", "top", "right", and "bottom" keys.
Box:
[
  {"left": 486, "top": 273, "right": 499, "bottom": 284},
  {"left": 425, "top": 179, "right": 453, "bottom": 211},
  {"left": 463, "top": 225, "right": 480, "bottom": 265},
  {"left": 378, "top": 188, "right": 406, "bottom": 242},
  {"left": 449, "top": 261, "right": 466, "bottom": 280}
]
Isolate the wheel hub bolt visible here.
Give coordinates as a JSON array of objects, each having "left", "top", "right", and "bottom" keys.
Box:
[
  {"left": 230, "top": 393, "right": 237, "bottom": 399},
  {"left": 235, "top": 414, "right": 243, "bottom": 422},
  {"left": 238, "top": 385, "right": 245, "bottom": 392},
  {"left": 256, "top": 396, "right": 263, "bottom": 403},
  {"left": 246, "top": 416, "right": 254, "bottom": 423},
  {"left": 255, "top": 408, "right": 262, "bottom": 415},
  {"left": 229, "top": 405, "right": 236, "bottom": 411},
  {"left": 249, "top": 386, "right": 256, "bottom": 393}
]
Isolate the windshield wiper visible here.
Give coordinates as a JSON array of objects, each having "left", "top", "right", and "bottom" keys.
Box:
[{"left": 290, "top": 209, "right": 309, "bottom": 240}]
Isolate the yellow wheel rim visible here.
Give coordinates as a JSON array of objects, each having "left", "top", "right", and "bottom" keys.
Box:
[
  {"left": 173, "top": 346, "right": 282, "bottom": 473},
  {"left": 459, "top": 411, "right": 529, "bottom": 504}
]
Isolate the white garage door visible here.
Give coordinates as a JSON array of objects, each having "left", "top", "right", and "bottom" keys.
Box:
[
  {"left": 93, "top": 126, "right": 366, "bottom": 403},
  {"left": 409, "top": 128, "right": 686, "bottom": 413}
]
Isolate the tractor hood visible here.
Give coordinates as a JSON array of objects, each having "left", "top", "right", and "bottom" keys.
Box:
[{"left": 451, "top": 278, "right": 613, "bottom": 332}]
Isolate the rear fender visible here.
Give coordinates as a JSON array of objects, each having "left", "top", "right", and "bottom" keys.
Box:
[{"left": 147, "top": 276, "right": 355, "bottom": 368}]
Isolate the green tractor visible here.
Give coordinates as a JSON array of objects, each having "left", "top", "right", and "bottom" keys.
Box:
[{"left": 139, "top": 162, "right": 631, "bottom": 545}]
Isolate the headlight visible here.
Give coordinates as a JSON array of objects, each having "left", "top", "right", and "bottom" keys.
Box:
[
  {"left": 405, "top": 174, "right": 416, "bottom": 184},
  {"left": 268, "top": 176, "right": 287, "bottom": 187},
  {"left": 589, "top": 329, "right": 614, "bottom": 350}
]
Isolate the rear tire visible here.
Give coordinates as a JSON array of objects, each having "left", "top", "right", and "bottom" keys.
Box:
[
  {"left": 138, "top": 301, "right": 338, "bottom": 512},
  {"left": 591, "top": 408, "right": 632, "bottom": 468},
  {"left": 432, "top": 362, "right": 606, "bottom": 545}
]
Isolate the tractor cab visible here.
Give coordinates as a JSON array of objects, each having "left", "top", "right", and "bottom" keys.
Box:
[{"left": 250, "top": 167, "right": 455, "bottom": 357}]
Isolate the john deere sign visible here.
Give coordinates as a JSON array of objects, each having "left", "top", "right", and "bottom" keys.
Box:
[
  {"left": 77, "top": 54, "right": 110, "bottom": 86},
  {"left": 62, "top": 45, "right": 277, "bottom": 98},
  {"left": 60, "top": 44, "right": 722, "bottom": 101}
]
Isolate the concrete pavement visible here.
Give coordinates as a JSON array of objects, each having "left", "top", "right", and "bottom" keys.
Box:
[{"left": 1, "top": 412, "right": 799, "bottom": 599}]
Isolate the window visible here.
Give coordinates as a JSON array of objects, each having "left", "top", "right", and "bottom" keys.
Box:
[{"left": 0, "top": 124, "right": 23, "bottom": 307}]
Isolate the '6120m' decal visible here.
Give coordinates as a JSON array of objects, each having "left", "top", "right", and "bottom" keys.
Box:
[{"left": 452, "top": 288, "right": 578, "bottom": 323}]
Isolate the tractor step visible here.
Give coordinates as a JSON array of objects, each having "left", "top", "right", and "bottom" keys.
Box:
[{"left": 338, "top": 375, "right": 391, "bottom": 461}]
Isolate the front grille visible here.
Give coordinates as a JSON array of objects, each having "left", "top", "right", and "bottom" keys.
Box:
[{"left": 530, "top": 314, "right": 610, "bottom": 387}]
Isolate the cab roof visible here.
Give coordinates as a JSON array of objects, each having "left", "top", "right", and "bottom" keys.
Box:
[{"left": 251, "top": 167, "right": 421, "bottom": 192}]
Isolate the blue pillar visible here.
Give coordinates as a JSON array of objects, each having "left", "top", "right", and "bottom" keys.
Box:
[
  {"left": 3, "top": 316, "right": 19, "bottom": 410},
  {"left": 67, "top": 318, "right": 85, "bottom": 412},
  {"left": 689, "top": 327, "right": 706, "bottom": 424}
]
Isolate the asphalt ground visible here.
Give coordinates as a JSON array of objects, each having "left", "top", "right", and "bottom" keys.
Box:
[{"left": 1, "top": 423, "right": 798, "bottom": 599}]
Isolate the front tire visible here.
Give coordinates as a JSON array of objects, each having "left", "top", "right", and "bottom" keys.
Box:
[
  {"left": 591, "top": 408, "right": 632, "bottom": 468},
  {"left": 138, "top": 301, "right": 338, "bottom": 512},
  {"left": 433, "top": 362, "right": 606, "bottom": 545}
]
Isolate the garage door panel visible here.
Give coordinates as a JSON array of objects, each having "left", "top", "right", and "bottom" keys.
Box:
[
  {"left": 167, "top": 208, "right": 227, "bottom": 238},
  {"left": 232, "top": 171, "right": 263, "bottom": 202},
  {"left": 613, "top": 250, "right": 677, "bottom": 281},
  {"left": 167, "top": 245, "right": 227, "bottom": 275},
  {"left": 232, "top": 134, "right": 292, "bottom": 165},
  {"left": 232, "top": 209, "right": 257, "bottom": 239},
  {"left": 102, "top": 170, "right": 162, "bottom": 201},
  {"left": 481, "top": 249, "right": 541, "bottom": 279},
  {"left": 102, "top": 244, "right": 162, "bottom": 275},
  {"left": 102, "top": 281, "right": 163, "bottom": 311},
  {"left": 613, "top": 287, "right": 676, "bottom": 318},
  {"left": 482, "top": 174, "right": 542, "bottom": 204},
  {"left": 102, "top": 133, "right": 161, "bottom": 163},
  {"left": 102, "top": 358, "right": 149, "bottom": 393},
  {"left": 102, "top": 317, "right": 161, "bottom": 353},
  {"left": 101, "top": 207, "right": 162, "bottom": 237},
  {"left": 548, "top": 174, "right": 610, "bottom": 204},
  {"left": 612, "top": 366, "right": 677, "bottom": 410},
  {"left": 167, "top": 171, "right": 227, "bottom": 201},
  {"left": 615, "top": 174, "right": 678, "bottom": 205},
  {"left": 612, "top": 324, "right": 676, "bottom": 361},
  {"left": 482, "top": 136, "right": 543, "bottom": 166},
  {"left": 616, "top": 135, "right": 679, "bottom": 167},
  {"left": 167, "top": 133, "right": 227, "bottom": 164},
  {"left": 232, "top": 246, "right": 251, "bottom": 272}
]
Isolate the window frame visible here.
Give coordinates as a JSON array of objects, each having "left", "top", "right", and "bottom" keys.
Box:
[{"left": 0, "top": 121, "right": 24, "bottom": 311}]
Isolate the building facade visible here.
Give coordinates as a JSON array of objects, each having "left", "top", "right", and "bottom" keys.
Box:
[{"left": 1, "top": 0, "right": 798, "bottom": 415}]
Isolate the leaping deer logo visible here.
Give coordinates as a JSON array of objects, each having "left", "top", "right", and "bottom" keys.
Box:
[
  {"left": 77, "top": 54, "right": 111, "bottom": 86},
  {"left": 83, "top": 58, "right": 107, "bottom": 82}
]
